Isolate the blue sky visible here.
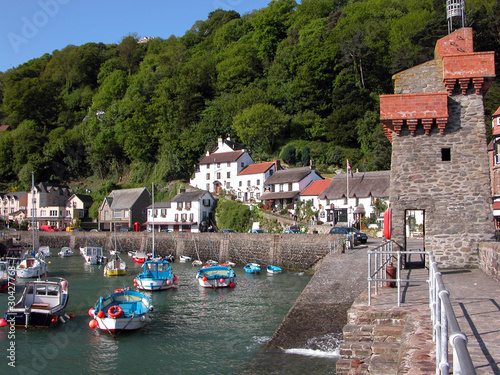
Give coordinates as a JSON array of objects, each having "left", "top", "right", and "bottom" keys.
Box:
[{"left": 0, "top": 0, "right": 272, "bottom": 72}]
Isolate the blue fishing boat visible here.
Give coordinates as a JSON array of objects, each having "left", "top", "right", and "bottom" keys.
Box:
[
  {"left": 134, "top": 182, "right": 177, "bottom": 291},
  {"left": 196, "top": 264, "right": 236, "bottom": 288},
  {"left": 88, "top": 289, "right": 152, "bottom": 333},
  {"left": 266, "top": 265, "right": 282, "bottom": 274},
  {"left": 244, "top": 263, "right": 261, "bottom": 274},
  {"left": 135, "top": 259, "right": 177, "bottom": 291}
]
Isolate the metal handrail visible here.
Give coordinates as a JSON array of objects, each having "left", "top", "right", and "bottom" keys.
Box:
[
  {"left": 367, "top": 242, "right": 476, "bottom": 374},
  {"left": 429, "top": 254, "right": 476, "bottom": 375}
]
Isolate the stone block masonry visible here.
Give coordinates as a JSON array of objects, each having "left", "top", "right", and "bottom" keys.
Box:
[{"left": 21, "top": 231, "right": 346, "bottom": 270}]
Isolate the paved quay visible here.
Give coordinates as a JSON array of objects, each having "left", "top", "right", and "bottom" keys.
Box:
[{"left": 337, "top": 249, "right": 500, "bottom": 374}]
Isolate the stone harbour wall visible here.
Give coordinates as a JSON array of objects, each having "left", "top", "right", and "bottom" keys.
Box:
[
  {"left": 11, "top": 232, "right": 346, "bottom": 270},
  {"left": 478, "top": 241, "right": 500, "bottom": 282}
]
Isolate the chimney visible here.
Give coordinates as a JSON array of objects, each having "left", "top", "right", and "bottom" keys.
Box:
[
  {"left": 310, "top": 159, "right": 315, "bottom": 170},
  {"left": 274, "top": 159, "right": 281, "bottom": 171}
]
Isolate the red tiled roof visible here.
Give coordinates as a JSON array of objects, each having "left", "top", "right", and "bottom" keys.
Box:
[
  {"left": 238, "top": 162, "right": 275, "bottom": 175},
  {"left": 494, "top": 106, "right": 500, "bottom": 117},
  {"left": 199, "top": 150, "right": 244, "bottom": 164},
  {"left": 301, "top": 179, "right": 331, "bottom": 196},
  {"left": 0, "top": 125, "right": 10, "bottom": 131}
]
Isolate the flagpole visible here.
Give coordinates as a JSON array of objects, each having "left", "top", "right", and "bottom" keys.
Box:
[{"left": 346, "top": 160, "right": 349, "bottom": 226}]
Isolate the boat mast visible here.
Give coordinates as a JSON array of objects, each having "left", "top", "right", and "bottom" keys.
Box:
[
  {"left": 152, "top": 182, "right": 155, "bottom": 258},
  {"left": 31, "top": 172, "right": 37, "bottom": 252}
]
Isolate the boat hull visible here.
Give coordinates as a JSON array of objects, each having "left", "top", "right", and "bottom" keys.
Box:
[
  {"left": 6, "top": 306, "right": 67, "bottom": 328},
  {"left": 104, "top": 269, "right": 127, "bottom": 276},
  {"left": 136, "top": 277, "right": 173, "bottom": 291},
  {"left": 244, "top": 263, "right": 261, "bottom": 274},
  {"left": 94, "top": 315, "right": 151, "bottom": 333},
  {"left": 196, "top": 265, "right": 237, "bottom": 288}
]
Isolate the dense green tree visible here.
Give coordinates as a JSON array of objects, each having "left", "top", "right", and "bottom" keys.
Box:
[
  {"left": 281, "top": 144, "right": 297, "bottom": 165},
  {"left": 215, "top": 198, "right": 251, "bottom": 232}
]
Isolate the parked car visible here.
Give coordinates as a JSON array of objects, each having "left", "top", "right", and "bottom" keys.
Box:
[
  {"left": 119, "top": 227, "right": 132, "bottom": 232},
  {"left": 90, "top": 229, "right": 100, "bottom": 232},
  {"left": 219, "top": 229, "right": 236, "bottom": 233},
  {"left": 248, "top": 229, "right": 265, "bottom": 233},
  {"left": 328, "top": 227, "right": 360, "bottom": 245},
  {"left": 72, "top": 228, "right": 84, "bottom": 232},
  {"left": 345, "top": 227, "right": 368, "bottom": 244},
  {"left": 283, "top": 225, "right": 302, "bottom": 234}
]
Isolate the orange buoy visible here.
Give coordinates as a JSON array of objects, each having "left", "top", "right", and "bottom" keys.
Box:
[
  {"left": 88, "top": 319, "right": 98, "bottom": 329},
  {"left": 229, "top": 282, "right": 235, "bottom": 288},
  {"left": 0, "top": 318, "right": 7, "bottom": 327},
  {"left": 114, "top": 288, "right": 125, "bottom": 293},
  {"left": 51, "top": 314, "right": 58, "bottom": 323},
  {"left": 96, "top": 311, "right": 105, "bottom": 319},
  {"left": 202, "top": 276, "right": 208, "bottom": 282},
  {"left": 107, "top": 305, "right": 123, "bottom": 319},
  {"left": 88, "top": 308, "right": 95, "bottom": 317}
]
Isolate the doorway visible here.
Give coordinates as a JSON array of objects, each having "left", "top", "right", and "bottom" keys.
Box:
[{"left": 404, "top": 209, "right": 425, "bottom": 268}]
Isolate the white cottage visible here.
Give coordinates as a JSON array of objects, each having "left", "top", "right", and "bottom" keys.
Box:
[
  {"left": 147, "top": 190, "right": 215, "bottom": 233},
  {"left": 190, "top": 137, "right": 253, "bottom": 194}
]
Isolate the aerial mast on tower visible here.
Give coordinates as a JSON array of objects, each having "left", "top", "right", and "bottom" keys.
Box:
[{"left": 447, "top": 0, "right": 465, "bottom": 34}]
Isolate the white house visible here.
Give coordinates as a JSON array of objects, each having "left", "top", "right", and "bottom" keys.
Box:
[
  {"left": 299, "top": 178, "right": 332, "bottom": 213},
  {"left": 190, "top": 137, "right": 253, "bottom": 194},
  {"left": 259, "top": 165, "right": 323, "bottom": 209},
  {"left": 27, "top": 183, "right": 73, "bottom": 230},
  {"left": 67, "top": 194, "right": 93, "bottom": 222},
  {"left": 147, "top": 190, "right": 215, "bottom": 233},
  {"left": 318, "top": 171, "right": 390, "bottom": 227},
  {"left": 234, "top": 160, "right": 280, "bottom": 202},
  {"left": 1, "top": 192, "right": 26, "bottom": 222}
]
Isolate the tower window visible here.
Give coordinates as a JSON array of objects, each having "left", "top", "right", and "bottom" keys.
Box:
[{"left": 441, "top": 148, "right": 451, "bottom": 161}]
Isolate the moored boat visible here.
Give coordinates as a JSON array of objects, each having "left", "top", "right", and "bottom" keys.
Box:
[
  {"left": 0, "top": 261, "right": 9, "bottom": 290},
  {"left": 16, "top": 256, "right": 48, "bottom": 278},
  {"left": 3, "top": 277, "right": 69, "bottom": 328},
  {"left": 38, "top": 246, "right": 51, "bottom": 257},
  {"left": 3, "top": 248, "right": 24, "bottom": 267},
  {"left": 266, "top": 265, "right": 282, "bottom": 274},
  {"left": 196, "top": 264, "right": 236, "bottom": 288},
  {"left": 58, "top": 247, "right": 74, "bottom": 257},
  {"left": 192, "top": 259, "right": 203, "bottom": 266},
  {"left": 244, "top": 263, "right": 261, "bottom": 274},
  {"left": 82, "top": 246, "right": 107, "bottom": 265},
  {"left": 179, "top": 255, "right": 192, "bottom": 263},
  {"left": 135, "top": 259, "right": 177, "bottom": 291},
  {"left": 88, "top": 289, "right": 153, "bottom": 333},
  {"left": 132, "top": 252, "right": 149, "bottom": 263},
  {"left": 103, "top": 254, "right": 127, "bottom": 276}
]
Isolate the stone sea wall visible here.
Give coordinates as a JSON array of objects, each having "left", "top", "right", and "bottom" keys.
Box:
[
  {"left": 11, "top": 232, "right": 345, "bottom": 270},
  {"left": 478, "top": 241, "right": 500, "bottom": 281}
]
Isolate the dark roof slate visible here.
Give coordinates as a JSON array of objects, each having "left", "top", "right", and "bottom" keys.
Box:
[{"left": 319, "top": 171, "right": 390, "bottom": 199}]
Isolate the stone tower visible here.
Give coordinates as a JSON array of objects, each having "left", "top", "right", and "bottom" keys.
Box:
[{"left": 379, "top": 28, "right": 496, "bottom": 268}]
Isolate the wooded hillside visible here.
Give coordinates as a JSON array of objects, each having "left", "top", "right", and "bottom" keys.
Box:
[{"left": 0, "top": 0, "right": 498, "bottom": 192}]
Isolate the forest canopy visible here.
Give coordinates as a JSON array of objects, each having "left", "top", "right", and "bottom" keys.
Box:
[{"left": 0, "top": 0, "right": 499, "bottom": 191}]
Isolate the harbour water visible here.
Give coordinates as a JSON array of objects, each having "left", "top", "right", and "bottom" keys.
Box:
[{"left": 0, "top": 249, "right": 339, "bottom": 374}]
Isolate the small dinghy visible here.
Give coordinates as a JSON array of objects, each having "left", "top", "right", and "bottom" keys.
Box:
[
  {"left": 4, "top": 278, "right": 69, "bottom": 328},
  {"left": 244, "top": 263, "right": 261, "bottom": 274},
  {"left": 267, "top": 265, "right": 282, "bottom": 274},
  {"left": 192, "top": 259, "right": 203, "bottom": 266},
  {"left": 132, "top": 252, "right": 149, "bottom": 264},
  {"left": 58, "top": 247, "right": 74, "bottom": 257},
  {"left": 37, "top": 246, "right": 51, "bottom": 257},
  {"left": 82, "top": 246, "right": 107, "bottom": 265},
  {"left": 196, "top": 264, "right": 236, "bottom": 288},
  {"left": 88, "top": 289, "right": 153, "bottom": 334},
  {"left": 179, "top": 255, "right": 192, "bottom": 263}
]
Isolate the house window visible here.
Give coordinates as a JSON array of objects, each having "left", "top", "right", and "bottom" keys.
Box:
[
  {"left": 240, "top": 162, "right": 244, "bottom": 168},
  {"left": 66, "top": 210, "right": 70, "bottom": 217},
  {"left": 257, "top": 179, "right": 260, "bottom": 185},
  {"left": 206, "top": 164, "right": 210, "bottom": 169},
  {"left": 441, "top": 148, "right": 451, "bottom": 161},
  {"left": 177, "top": 202, "right": 183, "bottom": 210},
  {"left": 226, "top": 182, "right": 231, "bottom": 189},
  {"left": 238, "top": 192, "right": 242, "bottom": 198},
  {"left": 175, "top": 214, "right": 178, "bottom": 222},
  {"left": 206, "top": 173, "right": 210, "bottom": 180},
  {"left": 50, "top": 210, "right": 57, "bottom": 217},
  {"left": 227, "top": 162, "right": 231, "bottom": 167},
  {"left": 124, "top": 210, "right": 129, "bottom": 219},
  {"left": 247, "top": 180, "right": 251, "bottom": 187},
  {"left": 104, "top": 211, "right": 109, "bottom": 221},
  {"left": 279, "top": 184, "right": 284, "bottom": 192},
  {"left": 250, "top": 192, "right": 254, "bottom": 199},
  {"left": 288, "top": 183, "right": 293, "bottom": 191},
  {"left": 181, "top": 213, "right": 187, "bottom": 222},
  {"left": 189, "top": 213, "right": 194, "bottom": 222},
  {"left": 216, "top": 172, "right": 221, "bottom": 179},
  {"left": 256, "top": 193, "right": 260, "bottom": 199},
  {"left": 217, "top": 163, "right": 220, "bottom": 168},
  {"left": 79, "top": 211, "right": 85, "bottom": 218},
  {"left": 114, "top": 211, "right": 121, "bottom": 218},
  {"left": 239, "top": 181, "right": 242, "bottom": 187},
  {"left": 186, "top": 202, "right": 191, "bottom": 210},
  {"left": 40, "top": 210, "right": 46, "bottom": 217},
  {"left": 227, "top": 172, "right": 230, "bottom": 179}
]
